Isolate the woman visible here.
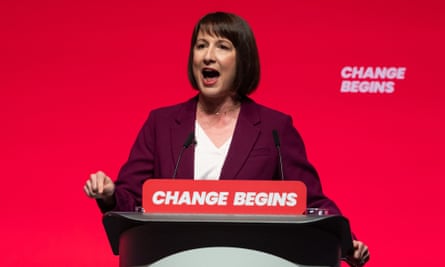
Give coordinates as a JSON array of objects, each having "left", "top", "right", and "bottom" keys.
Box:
[{"left": 83, "top": 11, "right": 369, "bottom": 266}]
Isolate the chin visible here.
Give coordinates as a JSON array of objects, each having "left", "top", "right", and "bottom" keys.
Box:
[{"left": 199, "top": 89, "right": 225, "bottom": 99}]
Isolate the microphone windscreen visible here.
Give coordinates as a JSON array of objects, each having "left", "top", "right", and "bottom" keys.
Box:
[
  {"left": 183, "top": 132, "right": 195, "bottom": 148},
  {"left": 272, "top": 130, "right": 280, "bottom": 147}
]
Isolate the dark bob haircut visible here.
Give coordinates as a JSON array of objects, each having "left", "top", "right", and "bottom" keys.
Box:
[{"left": 187, "top": 12, "right": 260, "bottom": 97}]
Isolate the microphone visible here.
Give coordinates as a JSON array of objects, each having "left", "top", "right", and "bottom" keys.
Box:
[
  {"left": 172, "top": 132, "right": 195, "bottom": 178},
  {"left": 272, "top": 130, "right": 284, "bottom": 180}
]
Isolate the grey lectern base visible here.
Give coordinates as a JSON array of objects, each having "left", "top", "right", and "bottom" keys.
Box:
[
  {"left": 103, "top": 212, "right": 353, "bottom": 267},
  {"left": 149, "top": 247, "right": 326, "bottom": 267}
]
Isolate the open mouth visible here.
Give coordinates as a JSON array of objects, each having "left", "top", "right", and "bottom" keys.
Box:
[{"left": 202, "top": 68, "right": 220, "bottom": 78}]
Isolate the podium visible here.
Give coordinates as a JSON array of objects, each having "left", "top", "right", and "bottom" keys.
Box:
[{"left": 103, "top": 212, "right": 354, "bottom": 267}]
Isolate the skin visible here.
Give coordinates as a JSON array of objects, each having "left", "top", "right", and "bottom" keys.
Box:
[
  {"left": 83, "top": 171, "right": 115, "bottom": 204},
  {"left": 192, "top": 31, "right": 237, "bottom": 101},
  {"left": 83, "top": 29, "right": 370, "bottom": 267},
  {"left": 84, "top": 31, "right": 241, "bottom": 200},
  {"left": 345, "top": 240, "right": 370, "bottom": 266},
  {"left": 84, "top": 171, "right": 369, "bottom": 266},
  {"left": 192, "top": 31, "right": 240, "bottom": 148}
]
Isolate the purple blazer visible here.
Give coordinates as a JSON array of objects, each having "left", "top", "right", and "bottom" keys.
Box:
[{"left": 99, "top": 96, "right": 342, "bottom": 215}]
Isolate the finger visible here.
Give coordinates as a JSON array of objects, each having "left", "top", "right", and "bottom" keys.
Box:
[
  {"left": 83, "top": 184, "right": 90, "bottom": 197},
  {"left": 83, "top": 183, "right": 95, "bottom": 198},
  {"left": 85, "top": 179, "right": 93, "bottom": 195},
  {"left": 353, "top": 241, "right": 362, "bottom": 259},
  {"left": 358, "top": 244, "right": 368, "bottom": 257},
  {"left": 97, "top": 174, "right": 106, "bottom": 194},
  {"left": 103, "top": 174, "right": 112, "bottom": 184},
  {"left": 360, "top": 247, "right": 370, "bottom": 265},
  {"left": 103, "top": 179, "right": 113, "bottom": 193},
  {"left": 356, "top": 241, "right": 367, "bottom": 260},
  {"left": 89, "top": 173, "right": 98, "bottom": 192},
  {"left": 360, "top": 255, "right": 370, "bottom": 266}
]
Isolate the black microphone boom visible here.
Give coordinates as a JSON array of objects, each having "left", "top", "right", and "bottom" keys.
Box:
[
  {"left": 272, "top": 130, "right": 284, "bottom": 180},
  {"left": 172, "top": 132, "right": 195, "bottom": 178}
]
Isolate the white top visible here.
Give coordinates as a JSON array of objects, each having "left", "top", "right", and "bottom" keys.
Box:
[{"left": 194, "top": 121, "right": 232, "bottom": 180}]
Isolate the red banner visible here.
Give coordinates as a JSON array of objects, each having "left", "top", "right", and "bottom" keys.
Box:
[{"left": 142, "top": 179, "right": 307, "bottom": 215}]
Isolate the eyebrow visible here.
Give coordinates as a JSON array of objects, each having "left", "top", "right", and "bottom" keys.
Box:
[{"left": 196, "top": 37, "right": 233, "bottom": 45}]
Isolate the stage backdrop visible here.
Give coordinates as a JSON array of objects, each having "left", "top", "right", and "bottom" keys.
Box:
[{"left": 1, "top": 0, "right": 444, "bottom": 266}]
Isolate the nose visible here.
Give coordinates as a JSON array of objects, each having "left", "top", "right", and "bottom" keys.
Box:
[{"left": 203, "top": 45, "right": 216, "bottom": 64}]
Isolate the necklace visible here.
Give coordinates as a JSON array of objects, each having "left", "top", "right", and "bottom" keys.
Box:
[{"left": 198, "top": 102, "right": 240, "bottom": 116}]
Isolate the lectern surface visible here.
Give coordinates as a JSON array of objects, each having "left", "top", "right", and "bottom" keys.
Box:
[{"left": 103, "top": 211, "right": 353, "bottom": 267}]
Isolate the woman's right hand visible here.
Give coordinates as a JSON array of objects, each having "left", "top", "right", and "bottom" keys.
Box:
[{"left": 83, "top": 171, "right": 116, "bottom": 201}]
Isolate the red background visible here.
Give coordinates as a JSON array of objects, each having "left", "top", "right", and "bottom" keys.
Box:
[{"left": 1, "top": 0, "right": 444, "bottom": 266}]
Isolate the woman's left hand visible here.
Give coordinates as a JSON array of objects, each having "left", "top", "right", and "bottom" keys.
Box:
[{"left": 345, "top": 240, "right": 370, "bottom": 266}]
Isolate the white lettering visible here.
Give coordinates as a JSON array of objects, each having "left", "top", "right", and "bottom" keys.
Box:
[
  {"left": 255, "top": 192, "right": 268, "bottom": 206},
  {"left": 152, "top": 191, "right": 166, "bottom": 205},
  {"left": 286, "top": 193, "right": 297, "bottom": 206},
  {"left": 396, "top": 67, "right": 406, "bottom": 79},
  {"left": 363, "top": 67, "right": 374, "bottom": 79},
  {"left": 164, "top": 191, "right": 179, "bottom": 204},
  {"left": 340, "top": 66, "right": 407, "bottom": 80},
  {"left": 340, "top": 80, "right": 351, "bottom": 92},
  {"left": 233, "top": 192, "right": 246, "bottom": 206},
  {"left": 341, "top": 66, "right": 353, "bottom": 79},
  {"left": 341, "top": 80, "right": 395, "bottom": 94},
  {"left": 233, "top": 192, "right": 298, "bottom": 207},
  {"left": 245, "top": 192, "right": 256, "bottom": 206},
  {"left": 151, "top": 191, "right": 229, "bottom": 206},
  {"left": 178, "top": 191, "right": 191, "bottom": 205}
]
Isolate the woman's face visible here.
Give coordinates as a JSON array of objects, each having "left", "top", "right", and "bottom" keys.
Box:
[{"left": 192, "top": 31, "right": 237, "bottom": 99}]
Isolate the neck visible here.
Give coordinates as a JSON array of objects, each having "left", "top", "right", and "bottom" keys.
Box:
[{"left": 198, "top": 95, "right": 240, "bottom": 116}]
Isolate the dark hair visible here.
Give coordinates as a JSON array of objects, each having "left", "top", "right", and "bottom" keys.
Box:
[{"left": 187, "top": 12, "right": 260, "bottom": 96}]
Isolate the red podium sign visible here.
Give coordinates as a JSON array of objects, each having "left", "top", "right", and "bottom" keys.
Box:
[{"left": 142, "top": 179, "right": 307, "bottom": 215}]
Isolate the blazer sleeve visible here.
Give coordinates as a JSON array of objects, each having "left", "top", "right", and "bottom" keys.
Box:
[
  {"left": 97, "top": 112, "right": 156, "bottom": 213},
  {"left": 279, "top": 115, "right": 343, "bottom": 215}
]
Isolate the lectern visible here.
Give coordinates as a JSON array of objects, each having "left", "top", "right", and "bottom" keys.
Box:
[{"left": 103, "top": 212, "right": 354, "bottom": 267}]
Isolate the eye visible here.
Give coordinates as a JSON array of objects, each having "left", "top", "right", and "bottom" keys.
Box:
[
  {"left": 195, "top": 42, "right": 206, "bottom": 49},
  {"left": 195, "top": 40, "right": 208, "bottom": 50},
  {"left": 217, "top": 40, "right": 234, "bottom": 51}
]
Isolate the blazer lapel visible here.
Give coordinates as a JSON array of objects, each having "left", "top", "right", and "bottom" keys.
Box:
[
  {"left": 220, "top": 99, "right": 261, "bottom": 179},
  {"left": 170, "top": 97, "right": 197, "bottom": 178}
]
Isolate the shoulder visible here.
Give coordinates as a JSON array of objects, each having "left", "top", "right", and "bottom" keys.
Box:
[
  {"left": 144, "top": 96, "right": 197, "bottom": 126},
  {"left": 138, "top": 96, "right": 197, "bottom": 132},
  {"left": 150, "top": 97, "right": 197, "bottom": 117},
  {"left": 240, "top": 98, "right": 304, "bottom": 143},
  {"left": 241, "top": 97, "right": 293, "bottom": 125}
]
